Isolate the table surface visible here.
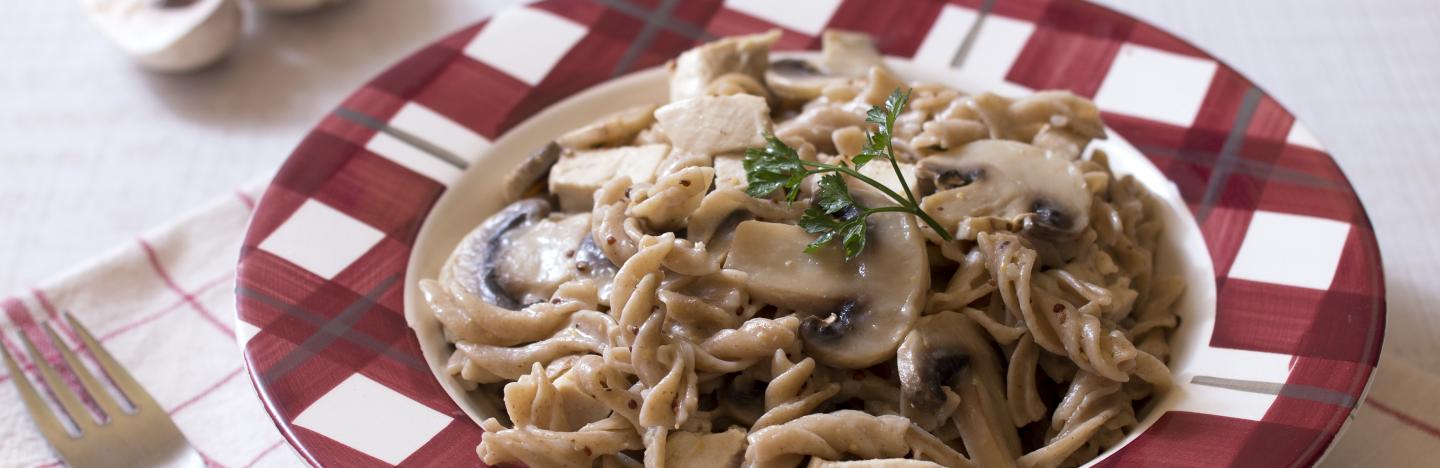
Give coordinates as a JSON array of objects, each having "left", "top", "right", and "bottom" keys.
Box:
[{"left": 2, "top": 0, "right": 1437, "bottom": 383}]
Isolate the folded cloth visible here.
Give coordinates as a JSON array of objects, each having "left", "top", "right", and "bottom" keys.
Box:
[
  {"left": 0, "top": 188, "right": 299, "bottom": 468},
  {"left": 1, "top": 187, "right": 1435, "bottom": 468}
]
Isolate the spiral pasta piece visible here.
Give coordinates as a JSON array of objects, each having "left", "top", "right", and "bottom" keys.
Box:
[
  {"left": 745, "top": 411, "right": 913, "bottom": 468},
  {"left": 477, "top": 414, "right": 642, "bottom": 468},
  {"left": 753, "top": 351, "right": 840, "bottom": 431}
]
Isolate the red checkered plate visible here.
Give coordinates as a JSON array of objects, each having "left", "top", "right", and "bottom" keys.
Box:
[{"left": 235, "top": 1, "right": 1385, "bottom": 466}]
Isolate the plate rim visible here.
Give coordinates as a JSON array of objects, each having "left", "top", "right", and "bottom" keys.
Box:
[{"left": 235, "top": 1, "right": 1386, "bottom": 466}]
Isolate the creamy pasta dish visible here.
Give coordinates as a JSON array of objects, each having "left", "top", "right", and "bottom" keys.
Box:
[{"left": 421, "top": 29, "right": 1184, "bottom": 468}]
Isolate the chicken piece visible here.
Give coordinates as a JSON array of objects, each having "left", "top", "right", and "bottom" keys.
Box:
[
  {"left": 549, "top": 144, "right": 669, "bottom": 211},
  {"left": 655, "top": 95, "right": 771, "bottom": 156}
]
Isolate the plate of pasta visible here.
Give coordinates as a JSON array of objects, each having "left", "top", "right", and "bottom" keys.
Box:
[{"left": 235, "top": 1, "right": 1385, "bottom": 467}]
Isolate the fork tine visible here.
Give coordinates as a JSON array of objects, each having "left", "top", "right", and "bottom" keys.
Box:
[
  {"left": 43, "top": 322, "right": 123, "bottom": 419},
  {"left": 2, "top": 336, "right": 74, "bottom": 442},
  {"left": 18, "top": 331, "right": 97, "bottom": 431},
  {"left": 64, "top": 312, "right": 165, "bottom": 413}
]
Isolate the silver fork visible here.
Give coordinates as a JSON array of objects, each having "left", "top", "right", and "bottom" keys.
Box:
[{"left": 2, "top": 313, "right": 203, "bottom": 468}]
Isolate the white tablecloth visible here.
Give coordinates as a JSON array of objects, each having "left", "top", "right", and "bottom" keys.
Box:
[{"left": 1, "top": 0, "right": 1437, "bottom": 466}]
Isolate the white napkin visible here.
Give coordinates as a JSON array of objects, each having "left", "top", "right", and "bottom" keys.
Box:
[
  {"left": 0, "top": 187, "right": 299, "bottom": 468},
  {"left": 1, "top": 187, "right": 1434, "bottom": 467}
]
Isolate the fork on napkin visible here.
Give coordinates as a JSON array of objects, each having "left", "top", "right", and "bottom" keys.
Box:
[{"left": 0, "top": 190, "right": 296, "bottom": 468}]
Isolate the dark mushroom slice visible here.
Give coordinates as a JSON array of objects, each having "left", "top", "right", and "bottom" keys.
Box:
[
  {"left": 441, "top": 198, "right": 598, "bottom": 308},
  {"left": 766, "top": 57, "right": 836, "bottom": 103},
  {"left": 723, "top": 185, "right": 928, "bottom": 369},
  {"left": 766, "top": 30, "right": 886, "bottom": 104},
  {"left": 501, "top": 142, "right": 561, "bottom": 203},
  {"left": 897, "top": 311, "right": 1021, "bottom": 466},
  {"left": 915, "top": 140, "right": 1091, "bottom": 266}
]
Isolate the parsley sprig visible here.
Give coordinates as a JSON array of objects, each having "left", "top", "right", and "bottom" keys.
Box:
[{"left": 743, "top": 88, "right": 953, "bottom": 260}]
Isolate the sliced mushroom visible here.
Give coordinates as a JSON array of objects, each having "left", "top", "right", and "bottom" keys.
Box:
[
  {"left": 556, "top": 104, "right": 659, "bottom": 150},
  {"left": 915, "top": 140, "right": 1090, "bottom": 265},
  {"left": 897, "top": 311, "right": 1020, "bottom": 466},
  {"left": 502, "top": 141, "right": 561, "bottom": 202},
  {"left": 442, "top": 199, "right": 605, "bottom": 309},
  {"left": 669, "top": 30, "right": 781, "bottom": 102},
  {"left": 766, "top": 58, "right": 835, "bottom": 103},
  {"left": 724, "top": 186, "right": 928, "bottom": 368},
  {"left": 766, "top": 30, "right": 885, "bottom": 104},
  {"left": 856, "top": 159, "right": 917, "bottom": 198}
]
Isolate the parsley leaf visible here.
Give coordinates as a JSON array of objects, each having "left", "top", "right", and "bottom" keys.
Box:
[
  {"left": 799, "top": 206, "right": 869, "bottom": 260},
  {"left": 813, "top": 173, "right": 855, "bottom": 215},
  {"left": 882, "top": 88, "right": 910, "bottom": 127},
  {"left": 840, "top": 220, "right": 868, "bottom": 259},
  {"left": 742, "top": 135, "right": 808, "bottom": 200},
  {"left": 799, "top": 207, "right": 841, "bottom": 235},
  {"left": 742, "top": 86, "right": 952, "bottom": 260}
]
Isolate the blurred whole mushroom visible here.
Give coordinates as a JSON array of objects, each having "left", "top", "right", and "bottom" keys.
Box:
[
  {"left": 249, "top": 0, "right": 348, "bottom": 14},
  {"left": 83, "top": 0, "right": 244, "bottom": 73}
]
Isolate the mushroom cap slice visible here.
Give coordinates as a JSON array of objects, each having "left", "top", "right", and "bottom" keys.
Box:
[
  {"left": 442, "top": 199, "right": 602, "bottom": 308},
  {"left": 766, "top": 30, "right": 885, "bottom": 104},
  {"left": 916, "top": 140, "right": 1090, "bottom": 265},
  {"left": 897, "top": 311, "right": 1021, "bottom": 465},
  {"left": 896, "top": 310, "right": 1004, "bottom": 429},
  {"left": 766, "top": 58, "right": 837, "bottom": 103},
  {"left": 502, "top": 141, "right": 561, "bottom": 202},
  {"left": 724, "top": 186, "right": 928, "bottom": 369}
]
